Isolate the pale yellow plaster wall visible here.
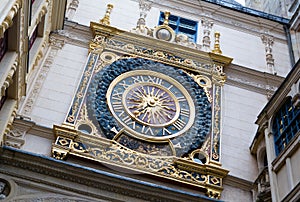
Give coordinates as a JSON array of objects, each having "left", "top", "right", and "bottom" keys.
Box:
[
  {"left": 222, "top": 84, "right": 267, "bottom": 181},
  {"left": 70, "top": 0, "right": 291, "bottom": 77},
  {"left": 29, "top": 44, "right": 88, "bottom": 127},
  {"left": 291, "top": 147, "right": 300, "bottom": 186},
  {"left": 276, "top": 164, "right": 289, "bottom": 200}
]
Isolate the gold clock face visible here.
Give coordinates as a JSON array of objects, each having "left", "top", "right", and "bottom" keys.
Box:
[{"left": 107, "top": 70, "right": 195, "bottom": 141}]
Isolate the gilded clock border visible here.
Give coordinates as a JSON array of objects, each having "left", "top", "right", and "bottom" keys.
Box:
[{"left": 55, "top": 22, "right": 233, "bottom": 199}]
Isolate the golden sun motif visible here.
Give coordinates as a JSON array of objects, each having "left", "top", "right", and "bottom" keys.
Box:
[
  {"left": 124, "top": 84, "right": 179, "bottom": 127},
  {"left": 106, "top": 70, "right": 195, "bottom": 141}
]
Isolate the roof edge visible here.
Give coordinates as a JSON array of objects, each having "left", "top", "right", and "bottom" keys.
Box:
[{"left": 202, "top": 0, "right": 289, "bottom": 24}]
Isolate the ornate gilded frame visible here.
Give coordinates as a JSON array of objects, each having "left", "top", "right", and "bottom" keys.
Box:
[{"left": 51, "top": 22, "right": 232, "bottom": 199}]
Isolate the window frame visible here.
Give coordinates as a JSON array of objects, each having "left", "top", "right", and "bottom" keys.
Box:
[
  {"left": 272, "top": 97, "right": 300, "bottom": 155},
  {"left": 158, "top": 12, "right": 198, "bottom": 43},
  {"left": 28, "top": 25, "right": 38, "bottom": 51}
]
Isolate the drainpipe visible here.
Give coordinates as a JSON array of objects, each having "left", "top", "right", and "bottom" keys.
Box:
[{"left": 284, "top": 24, "right": 295, "bottom": 67}]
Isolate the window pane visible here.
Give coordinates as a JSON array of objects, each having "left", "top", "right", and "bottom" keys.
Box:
[
  {"left": 273, "top": 98, "right": 300, "bottom": 155},
  {"left": 158, "top": 12, "right": 198, "bottom": 42}
]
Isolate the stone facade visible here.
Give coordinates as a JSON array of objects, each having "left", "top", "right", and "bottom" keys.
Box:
[{"left": 0, "top": 0, "right": 299, "bottom": 201}]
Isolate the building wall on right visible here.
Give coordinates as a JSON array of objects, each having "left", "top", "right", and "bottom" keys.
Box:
[{"left": 250, "top": 3, "right": 300, "bottom": 201}]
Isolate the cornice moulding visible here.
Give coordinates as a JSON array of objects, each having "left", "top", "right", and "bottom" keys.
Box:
[
  {"left": 57, "top": 21, "right": 233, "bottom": 69},
  {"left": 90, "top": 22, "right": 232, "bottom": 69},
  {"left": 223, "top": 174, "right": 253, "bottom": 191},
  {"left": 0, "top": 147, "right": 219, "bottom": 202},
  {"left": 12, "top": 117, "right": 54, "bottom": 140},
  {"left": 54, "top": 20, "right": 93, "bottom": 48},
  {"left": 224, "top": 63, "right": 284, "bottom": 95}
]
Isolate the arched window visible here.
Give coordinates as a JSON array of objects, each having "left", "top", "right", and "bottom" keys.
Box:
[{"left": 272, "top": 97, "right": 300, "bottom": 155}]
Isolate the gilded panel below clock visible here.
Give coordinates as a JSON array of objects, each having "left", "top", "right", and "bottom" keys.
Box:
[{"left": 85, "top": 57, "right": 212, "bottom": 157}]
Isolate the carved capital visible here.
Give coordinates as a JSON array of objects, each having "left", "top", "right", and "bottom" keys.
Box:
[
  {"left": 206, "top": 189, "right": 221, "bottom": 199},
  {"left": 261, "top": 34, "right": 274, "bottom": 47}
]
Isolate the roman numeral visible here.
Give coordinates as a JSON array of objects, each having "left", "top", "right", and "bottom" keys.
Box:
[
  {"left": 112, "top": 91, "right": 123, "bottom": 101},
  {"left": 181, "top": 109, "right": 190, "bottom": 117},
  {"left": 162, "top": 127, "right": 172, "bottom": 136},
  {"left": 167, "top": 84, "right": 173, "bottom": 90},
  {"left": 177, "top": 96, "right": 186, "bottom": 102},
  {"left": 119, "top": 80, "right": 130, "bottom": 89},
  {"left": 112, "top": 101, "right": 123, "bottom": 112},
  {"left": 141, "top": 125, "right": 154, "bottom": 136},
  {"left": 173, "top": 119, "right": 186, "bottom": 130},
  {"left": 132, "top": 76, "right": 144, "bottom": 83},
  {"left": 173, "top": 142, "right": 182, "bottom": 148},
  {"left": 122, "top": 115, "right": 131, "bottom": 124},
  {"left": 121, "top": 115, "right": 136, "bottom": 129},
  {"left": 147, "top": 76, "right": 162, "bottom": 85}
]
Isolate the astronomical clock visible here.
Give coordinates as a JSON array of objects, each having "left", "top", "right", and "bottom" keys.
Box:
[{"left": 52, "top": 9, "right": 232, "bottom": 199}]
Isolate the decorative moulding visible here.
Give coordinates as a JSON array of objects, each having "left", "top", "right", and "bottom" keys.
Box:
[
  {"left": 0, "top": 0, "right": 22, "bottom": 38},
  {"left": 19, "top": 37, "right": 65, "bottom": 117},
  {"left": 0, "top": 147, "right": 219, "bottom": 202}
]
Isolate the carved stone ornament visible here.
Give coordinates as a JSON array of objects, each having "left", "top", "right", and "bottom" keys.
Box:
[
  {"left": 66, "top": 0, "right": 79, "bottom": 20},
  {"left": 261, "top": 34, "right": 276, "bottom": 74},
  {"left": 0, "top": 0, "right": 22, "bottom": 38},
  {"left": 201, "top": 18, "right": 214, "bottom": 51},
  {"left": 131, "top": 10, "right": 204, "bottom": 51},
  {"left": 4, "top": 128, "right": 25, "bottom": 149},
  {"left": 131, "top": 0, "right": 152, "bottom": 36},
  {"left": 52, "top": 21, "right": 232, "bottom": 199}
]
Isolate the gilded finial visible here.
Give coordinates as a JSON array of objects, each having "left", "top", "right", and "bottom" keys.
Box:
[
  {"left": 212, "top": 32, "right": 222, "bottom": 54},
  {"left": 163, "top": 11, "right": 170, "bottom": 25},
  {"left": 100, "top": 4, "right": 114, "bottom": 25}
]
